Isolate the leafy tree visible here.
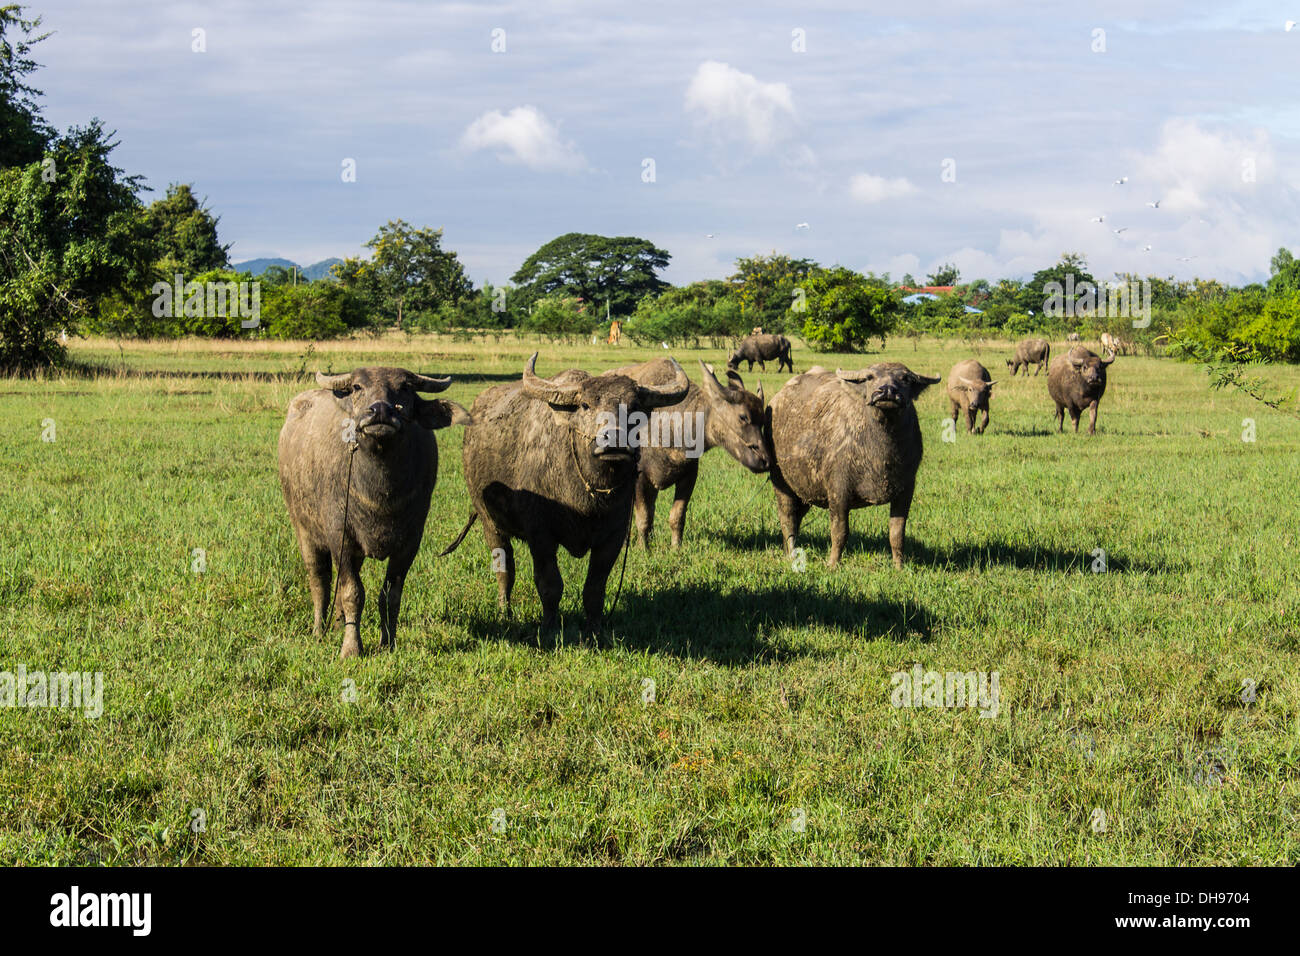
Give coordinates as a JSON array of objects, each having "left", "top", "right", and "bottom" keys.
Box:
[
  {"left": 511, "top": 233, "right": 670, "bottom": 318},
  {"left": 143, "top": 183, "right": 229, "bottom": 274},
  {"left": 800, "top": 266, "right": 900, "bottom": 351},
  {"left": 926, "top": 262, "right": 960, "bottom": 286},
  {"left": 1267, "top": 247, "right": 1300, "bottom": 297},
  {"left": 729, "top": 253, "right": 817, "bottom": 334},
  {"left": 1025, "top": 252, "right": 1096, "bottom": 323},
  {"left": 0, "top": 5, "right": 51, "bottom": 168},
  {"left": 0, "top": 121, "right": 152, "bottom": 369},
  {"left": 361, "top": 219, "right": 471, "bottom": 330}
]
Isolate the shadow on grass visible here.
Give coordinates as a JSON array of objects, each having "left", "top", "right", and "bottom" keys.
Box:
[
  {"left": 453, "top": 581, "right": 935, "bottom": 664},
  {"left": 713, "top": 526, "right": 1169, "bottom": 574}
]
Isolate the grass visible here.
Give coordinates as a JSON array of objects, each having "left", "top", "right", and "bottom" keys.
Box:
[{"left": 2, "top": 333, "right": 1298, "bottom": 865}]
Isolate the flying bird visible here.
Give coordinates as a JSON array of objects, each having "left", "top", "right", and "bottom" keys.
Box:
[
  {"left": 1146, "top": 200, "right": 1161, "bottom": 208},
  {"left": 1142, "top": 245, "right": 1153, "bottom": 252},
  {"left": 795, "top": 222, "right": 810, "bottom": 230},
  {"left": 705, "top": 234, "right": 715, "bottom": 239},
  {"left": 1091, "top": 215, "right": 1105, "bottom": 223},
  {"left": 1287, "top": 20, "right": 1296, "bottom": 31},
  {"left": 1113, "top": 177, "right": 1128, "bottom": 185},
  {"left": 1113, "top": 227, "right": 1128, "bottom": 234},
  {"left": 1177, "top": 256, "right": 1197, "bottom": 262}
]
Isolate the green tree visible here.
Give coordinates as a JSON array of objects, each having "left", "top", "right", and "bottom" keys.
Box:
[
  {"left": 1268, "top": 247, "right": 1300, "bottom": 297},
  {"left": 362, "top": 219, "right": 471, "bottom": 330},
  {"left": 0, "top": 120, "right": 152, "bottom": 369},
  {"left": 512, "top": 233, "right": 670, "bottom": 318},
  {"left": 926, "top": 262, "right": 960, "bottom": 286},
  {"left": 729, "top": 253, "right": 817, "bottom": 334},
  {"left": 800, "top": 266, "right": 900, "bottom": 351},
  {"left": 1025, "top": 252, "right": 1096, "bottom": 323},
  {"left": 143, "top": 183, "right": 229, "bottom": 274},
  {"left": 0, "top": 5, "right": 51, "bottom": 168}
]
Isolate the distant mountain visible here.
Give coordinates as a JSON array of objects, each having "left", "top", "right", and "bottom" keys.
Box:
[{"left": 231, "top": 257, "right": 344, "bottom": 281}]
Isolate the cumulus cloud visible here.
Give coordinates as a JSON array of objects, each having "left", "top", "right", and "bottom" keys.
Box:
[
  {"left": 459, "top": 106, "right": 586, "bottom": 171},
  {"left": 684, "top": 61, "right": 796, "bottom": 151},
  {"left": 849, "top": 172, "right": 917, "bottom": 203},
  {"left": 1133, "top": 118, "right": 1275, "bottom": 211}
]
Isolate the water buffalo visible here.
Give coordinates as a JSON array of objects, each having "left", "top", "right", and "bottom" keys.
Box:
[
  {"left": 1048, "top": 346, "right": 1115, "bottom": 434},
  {"left": 728, "top": 333, "right": 793, "bottom": 374},
  {"left": 614, "top": 358, "right": 770, "bottom": 548},
  {"left": 447, "top": 352, "right": 689, "bottom": 630},
  {"left": 1067, "top": 332, "right": 1081, "bottom": 342},
  {"left": 946, "top": 359, "right": 996, "bottom": 434},
  {"left": 278, "top": 367, "right": 470, "bottom": 658},
  {"left": 1007, "top": 337, "right": 1051, "bottom": 376},
  {"left": 768, "top": 363, "right": 941, "bottom": 568}
]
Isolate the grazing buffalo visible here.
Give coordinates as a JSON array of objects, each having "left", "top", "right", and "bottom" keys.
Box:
[
  {"left": 447, "top": 353, "right": 689, "bottom": 630},
  {"left": 1048, "top": 346, "right": 1115, "bottom": 434},
  {"left": 1007, "top": 337, "right": 1051, "bottom": 376},
  {"left": 768, "top": 363, "right": 941, "bottom": 568},
  {"left": 728, "top": 333, "right": 793, "bottom": 374},
  {"left": 614, "top": 359, "right": 770, "bottom": 548},
  {"left": 946, "top": 359, "right": 996, "bottom": 434},
  {"left": 278, "top": 367, "right": 470, "bottom": 658}
]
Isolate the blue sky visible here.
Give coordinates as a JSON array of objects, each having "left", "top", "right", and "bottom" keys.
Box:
[{"left": 30, "top": 0, "right": 1300, "bottom": 287}]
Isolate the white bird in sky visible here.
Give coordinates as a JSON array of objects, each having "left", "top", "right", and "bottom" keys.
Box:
[
  {"left": 1142, "top": 245, "right": 1153, "bottom": 252},
  {"left": 1286, "top": 20, "right": 1296, "bottom": 31},
  {"left": 1146, "top": 200, "right": 1161, "bottom": 208},
  {"left": 705, "top": 234, "right": 715, "bottom": 239},
  {"left": 1113, "top": 176, "right": 1128, "bottom": 185},
  {"left": 1091, "top": 215, "right": 1105, "bottom": 223},
  {"left": 1113, "top": 227, "right": 1128, "bottom": 234},
  {"left": 795, "top": 222, "right": 810, "bottom": 230},
  {"left": 1177, "top": 256, "right": 1197, "bottom": 262}
]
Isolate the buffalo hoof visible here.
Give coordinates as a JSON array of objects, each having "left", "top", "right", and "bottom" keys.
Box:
[{"left": 339, "top": 637, "right": 363, "bottom": 659}]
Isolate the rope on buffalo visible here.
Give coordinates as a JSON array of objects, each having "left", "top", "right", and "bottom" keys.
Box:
[
  {"left": 326, "top": 441, "right": 359, "bottom": 632},
  {"left": 606, "top": 521, "right": 633, "bottom": 619}
]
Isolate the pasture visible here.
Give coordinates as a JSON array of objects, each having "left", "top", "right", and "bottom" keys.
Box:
[{"left": 2, "top": 334, "right": 1298, "bottom": 865}]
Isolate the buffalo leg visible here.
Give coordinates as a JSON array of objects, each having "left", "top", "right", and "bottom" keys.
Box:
[
  {"left": 634, "top": 471, "right": 659, "bottom": 549},
  {"left": 827, "top": 496, "right": 851, "bottom": 568},
  {"left": 775, "top": 485, "right": 810, "bottom": 556},
  {"left": 529, "top": 540, "right": 564, "bottom": 630},
  {"left": 668, "top": 464, "right": 698, "bottom": 549},
  {"left": 950, "top": 400, "right": 961, "bottom": 427},
  {"left": 377, "top": 550, "right": 414, "bottom": 650},
  {"left": 1054, "top": 403, "right": 1065, "bottom": 432},
  {"left": 298, "top": 532, "right": 332, "bottom": 637},
  {"left": 1070, "top": 407, "right": 1082, "bottom": 432},
  {"left": 582, "top": 527, "right": 626, "bottom": 632},
  {"left": 978, "top": 408, "right": 989, "bottom": 434},
  {"left": 335, "top": 548, "right": 365, "bottom": 659},
  {"left": 1088, "top": 400, "right": 1098, "bottom": 435},
  {"left": 965, "top": 407, "right": 976, "bottom": 434},
  {"left": 888, "top": 489, "right": 914, "bottom": 569},
  {"left": 481, "top": 520, "right": 515, "bottom": 616}
]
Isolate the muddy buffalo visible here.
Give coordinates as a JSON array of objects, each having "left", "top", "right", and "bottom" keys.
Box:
[
  {"left": 278, "top": 367, "right": 470, "bottom": 658},
  {"left": 728, "top": 333, "right": 793, "bottom": 374},
  {"left": 446, "top": 353, "right": 689, "bottom": 630},
  {"left": 768, "top": 363, "right": 941, "bottom": 568},
  {"left": 1007, "top": 337, "right": 1051, "bottom": 376},
  {"left": 615, "top": 359, "right": 770, "bottom": 548},
  {"left": 946, "top": 359, "right": 996, "bottom": 434},
  {"left": 1048, "top": 346, "right": 1115, "bottom": 434}
]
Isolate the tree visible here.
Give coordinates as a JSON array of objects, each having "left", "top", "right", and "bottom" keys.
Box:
[
  {"left": 143, "top": 183, "right": 229, "bottom": 274},
  {"left": 0, "top": 121, "right": 152, "bottom": 370},
  {"left": 361, "top": 219, "right": 471, "bottom": 330},
  {"left": 1267, "top": 247, "right": 1300, "bottom": 297},
  {"left": 1025, "top": 252, "right": 1096, "bottom": 321},
  {"left": 799, "top": 266, "right": 901, "bottom": 351},
  {"left": 926, "top": 262, "right": 960, "bottom": 286},
  {"left": 511, "top": 233, "right": 670, "bottom": 318},
  {"left": 0, "top": 5, "right": 52, "bottom": 169},
  {"left": 729, "top": 253, "right": 817, "bottom": 334}
]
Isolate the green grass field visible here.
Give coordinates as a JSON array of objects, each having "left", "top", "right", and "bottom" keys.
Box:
[{"left": 2, "top": 333, "right": 1298, "bottom": 865}]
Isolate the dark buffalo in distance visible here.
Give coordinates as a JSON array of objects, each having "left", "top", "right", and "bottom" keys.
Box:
[
  {"left": 767, "top": 362, "right": 941, "bottom": 568},
  {"left": 946, "top": 359, "right": 996, "bottom": 435},
  {"left": 278, "top": 367, "right": 470, "bottom": 658},
  {"left": 448, "top": 352, "right": 689, "bottom": 630},
  {"left": 728, "top": 333, "right": 793, "bottom": 374},
  {"left": 614, "top": 358, "right": 770, "bottom": 549},
  {"left": 1048, "top": 346, "right": 1115, "bottom": 434},
  {"left": 1007, "top": 337, "right": 1051, "bottom": 376}
]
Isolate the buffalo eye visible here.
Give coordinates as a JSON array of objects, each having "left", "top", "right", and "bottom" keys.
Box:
[
  {"left": 352, "top": 384, "right": 363, "bottom": 393},
  {"left": 580, "top": 401, "right": 590, "bottom": 411},
  {"left": 332, "top": 389, "right": 349, "bottom": 399}
]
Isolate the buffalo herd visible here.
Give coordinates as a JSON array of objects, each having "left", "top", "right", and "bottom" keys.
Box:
[{"left": 278, "top": 335, "right": 1119, "bottom": 656}]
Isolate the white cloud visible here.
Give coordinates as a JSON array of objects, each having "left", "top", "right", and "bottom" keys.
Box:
[
  {"left": 849, "top": 172, "right": 917, "bottom": 203},
  {"left": 1133, "top": 118, "right": 1274, "bottom": 211},
  {"left": 459, "top": 106, "right": 586, "bottom": 171},
  {"left": 684, "top": 61, "right": 796, "bottom": 151}
]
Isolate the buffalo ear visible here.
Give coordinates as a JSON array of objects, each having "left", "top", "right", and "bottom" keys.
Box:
[
  {"left": 417, "top": 398, "right": 471, "bottom": 430},
  {"left": 909, "top": 373, "right": 943, "bottom": 396},
  {"left": 755, "top": 380, "right": 765, "bottom": 405},
  {"left": 725, "top": 368, "right": 745, "bottom": 391}
]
